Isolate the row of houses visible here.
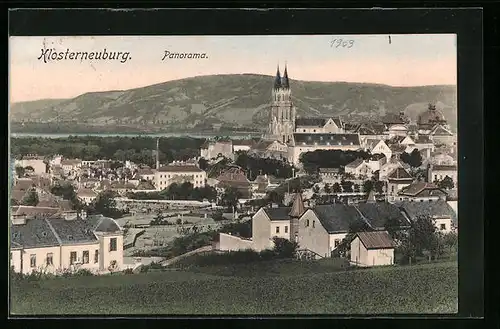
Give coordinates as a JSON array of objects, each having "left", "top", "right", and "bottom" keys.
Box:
[{"left": 218, "top": 193, "right": 457, "bottom": 266}]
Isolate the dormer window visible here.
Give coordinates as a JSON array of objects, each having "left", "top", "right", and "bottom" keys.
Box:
[
  {"left": 319, "top": 136, "right": 323, "bottom": 141},
  {"left": 330, "top": 136, "right": 334, "bottom": 140},
  {"left": 41, "top": 232, "right": 47, "bottom": 237}
]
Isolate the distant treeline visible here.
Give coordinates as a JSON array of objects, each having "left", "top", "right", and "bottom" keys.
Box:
[
  {"left": 300, "top": 150, "right": 372, "bottom": 173},
  {"left": 10, "top": 136, "right": 206, "bottom": 165}
]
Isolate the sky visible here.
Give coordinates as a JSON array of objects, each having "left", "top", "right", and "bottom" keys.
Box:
[{"left": 9, "top": 34, "right": 457, "bottom": 103}]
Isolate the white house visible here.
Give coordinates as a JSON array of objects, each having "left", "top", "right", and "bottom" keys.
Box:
[
  {"left": 379, "top": 158, "right": 410, "bottom": 181},
  {"left": 429, "top": 164, "right": 458, "bottom": 187},
  {"left": 77, "top": 188, "right": 98, "bottom": 205},
  {"left": 396, "top": 181, "right": 447, "bottom": 202},
  {"left": 15, "top": 155, "right": 47, "bottom": 175},
  {"left": 364, "top": 139, "right": 392, "bottom": 160},
  {"left": 60, "top": 159, "right": 83, "bottom": 173},
  {"left": 386, "top": 167, "right": 415, "bottom": 202},
  {"left": 344, "top": 159, "right": 373, "bottom": 179},
  {"left": 429, "top": 124, "right": 455, "bottom": 146},
  {"left": 200, "top": 140, "right": 233, "bottom": 160},
  {"left": 250, "top": 140, "right": 289, "bottom": 160},
  {"left": 350, "top": 231, "right": 395, "bottom": 267},
  {"left": 295, "top": 117, "right": 344, "bottom": 134},
  {"left": 10, "top": 213, "right": 124, "bottom": 275},
  {"left": 155, "top": 164, "right": 206, "bottom": 191},
  {"left": 397, "top": 199, "right": 457, "bottom": 233},
  {"left": 136, "top": 168, "right": 156, "bottom": 182},
  {"left": 288, "top": 133, "right": 361, "bottom": 166}
]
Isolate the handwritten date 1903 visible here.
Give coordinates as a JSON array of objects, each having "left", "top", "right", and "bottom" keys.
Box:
[{"left": 330, "top": 39, "right": 354, "bottom": 48}]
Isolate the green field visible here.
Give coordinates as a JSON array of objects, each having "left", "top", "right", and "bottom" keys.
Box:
[{"left": 10, "top": 260, "right": 458, "bottom": 315}]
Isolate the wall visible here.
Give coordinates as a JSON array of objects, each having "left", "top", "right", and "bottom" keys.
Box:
[
  {"left": 297, "top": 210, "right": 330, "bottom": 258},
  {"left": 371, "top": 141, "right": 392, "bottom": 160},
  {"left": 366, "top": 248, "right": 394, "bottom": 266},
  {"left": 350, "top": 237, "right": 366, "bottom": 265},
  {"left": 11, "top": 249, "right": 22, "bottom": 273},
  {"left": 431, "top": 170, "right": 458, "bottom": 186},
  {"left": 329, "top": 233, "right": 348, "bottom": 252},
  {"left": 60, "top": 243, "right": 100, "bottom": 273},
  {"left": 435, "top": 217, "right": 453, "bottom": 233},
  {"left": 99, "top": 234, "right": 124, "bottom": 272},
  {"left": 15, "top": 246, "right": 61, "bottom": 275},
  {"left": 269, "top": 220, "right": 291, "bottom": 240},
  {"left": 251, "top": 208, "right": 273, "bottom": 251},
  {"left": 17, "top": 159, "right": 46, "bottom": 175},
  {"left": 218, "top": 233, "right": 254, "bottom": 251}
]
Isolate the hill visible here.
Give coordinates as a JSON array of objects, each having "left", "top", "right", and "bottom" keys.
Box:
[
  {"left": 10, "top": 260, "right": 457, "bottom": 315},
  {"left": 9, "top": 74, "right": 457, "bottom": 131}
]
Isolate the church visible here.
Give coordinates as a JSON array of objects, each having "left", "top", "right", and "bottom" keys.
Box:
[{"left": 264, "top": 65, "right": 362, "bottom": 166}]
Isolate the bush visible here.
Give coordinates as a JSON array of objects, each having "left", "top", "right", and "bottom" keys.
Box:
[
  {"left": 272, "top": 237, "right": 299, "bottom": 258},
  {"left": 123, "top": 268, "right": 134, "bottom": 275}
]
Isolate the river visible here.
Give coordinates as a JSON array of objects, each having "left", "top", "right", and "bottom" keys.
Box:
[{"left": 10, "top": 132, "right": 262, "bottom": 139}]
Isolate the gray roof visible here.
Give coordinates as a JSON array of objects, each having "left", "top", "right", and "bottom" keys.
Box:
[
  {"left": 11, "top": 219, "right": 61, "bottom": 249},
  {"left": 296, "top": 118, "right": 327, "bottom": 127},
  {"left": 293, "top": 133, "right": 361, "bottom": 146},
  {"left": 354, "top": 203, "right": 411, "bottom": 229},
  {"left": 312, "top": 203, "right": 409, "bottom": 234},
  {"left": 263, "top": 207, "right": 293, "bottom": 221},
  {"left": 312, "top": 204, "right": 361, "bottom": 233},
  {"left": 11, "top": 215, "right": 122, "bottom": 249},
  {"left": 345, "top": 158, "right": 365, "bottom": 168},
  {"left": 396, "top": 200, "right": 457, "bottom": 222}
]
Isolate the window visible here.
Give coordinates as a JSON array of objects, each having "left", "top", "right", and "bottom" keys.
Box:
[
  {"left": 94, "top": 250, "right": 99, "bottom": 264},
  {"left": 306, "top": 219, "right": 310, "bottom": 227},
  {"left": 46, "top": 253, "right": 53, "bottom": 266},
  {"left": 30, "top": 254, "right": 36, "bottom": 268},
  {"left": 334, "top": 239, "right": 341, "bottom": 247},
  {"left": 434, "top": 175, "right": 438, "bottom": 181},
  {"left": 285, "top": 226, "right": 288, "bottom": 233},
  {"left": 83, "top": 251, "right": 89, "bottom": 264},
  {"left": 313, "top": 220, "right": 315, "bottom": 228},
  {"left": 276, "top": 226, "right": 280, "bottom": 234},
  {"left": 303, "top": 129, "right": 306, "bottom": 132},
  {"left": 109, "top": 238, "right": 117, "bottom": 252},
  {"left": 70, "top": 251, "right": 77, "bottom": 265},
  {"left": 313, "top": 130, "right": 316, "bottom": 132},
  {"left": 440, "top": 224, "right": 446, "bottom": 230}
]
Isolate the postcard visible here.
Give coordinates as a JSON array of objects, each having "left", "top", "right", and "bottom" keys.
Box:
[{"left": 9, "top": 32, "right": 460, "bottom": 315}]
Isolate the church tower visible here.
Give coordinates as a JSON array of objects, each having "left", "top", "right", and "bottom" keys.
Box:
[{"left": 267, "top": 64, "right": 296, "bottom": 143}]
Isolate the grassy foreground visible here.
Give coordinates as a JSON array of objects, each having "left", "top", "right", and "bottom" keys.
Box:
[{"left": 10, "top": 260, "right": 457, "bottom": 315}]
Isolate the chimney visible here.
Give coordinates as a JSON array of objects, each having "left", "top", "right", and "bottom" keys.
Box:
[
  {"left": 427, "top": 164, "right": 433, "bottom": 183},
  {"left": 156, "top": 138, "right": 160, "bottom": 170}
]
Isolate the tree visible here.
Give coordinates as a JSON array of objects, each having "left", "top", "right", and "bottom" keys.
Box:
[
  {"left": 341, "top": 180, "right": 353, "bottom": 193},
  {"left": 21, "top": 190, "right": 39, "bottom": 206},
  {"left": 384, "top": 217, "right": 405, "bottom": 242},
  {"left": 15, "top": 166, "right": 25, "bottom": 178},
  {"left": 272, "top": 237, "right": 299, "bottom": 258},
  {"left": 267, "top": 190, "right": 284, "bottom": 205},
  {"left": 362, "top": 180, "right": 374, "bottom": 193},
  {"left": 353, "top": 184, "right": 360, "bottom": 193},
  {"left": 89, "top": 190, "right": 121, "bottom": 218},
  {"left": 312, "top": 185, "right": 320, "bottom": 194},
  {"left": 324, "top": 183, "right": 332, "bottom": 194},
  {"left": 398, "top": 214, "right": 441, "bottom": 264},
  {"left": 335, "top": 221, "right": 372, "bottom": 257},
  {"left": 198, "top": 158, "right": 209, "bottom": 171},
  {"left": 221, "top": 187, "right": 242, "bottom": 212},
  {"left": 373, "top": 180, "right": 385, "bottom": 194},
  {"left": 437, "top": 176, "right": 455, "bottom": 190},
  {"left": 332, "top": 182, "right": 342, "bottom": 193},
  {"left": 11, "top": 198, "right": 19, "bottom": 206},
  {"left": 401, "top": 149, "right": 423, "bottom": 168},
  {"left": 24, "top": 165, "right": 35, "bottom": 172}
]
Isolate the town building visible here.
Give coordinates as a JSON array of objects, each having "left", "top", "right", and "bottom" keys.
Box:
[
  {"left": 350, "top": 231, "right": 396, "bottom": 267},
  {"left": 265, "top": 65, "right": 296, "bottom": 143},
  {"left": 249, "top": 140, "right": 289, "bottom": 160},
  {"left": 200, "top": 139, "right": 234, "bottom": 160},
  {"left": 155, "top": 164, "right": 206, "bottom": 191},
  {"left": 386, "top": 167, "right": 414, "bottom": 202},
  {"left": 232, "top": 139, "right": 255, "bottom": 153},
  {"left": 60, "top": 158, "right": 83, "bottom": 173},
  {"left": 429, "top": 164, "right": 458, "bottom": 187},
  {"left": 364, "top": 139, "right": 392, "bottom": 160},
  {"left": 397, "top": 199, "right": 457, "bottom": 233},
  {"left": 136, "top": 168, "right": 156, "bottom": 182},
  {"left": 295, "top": 117, "right": 345, "bottom": 134},
  {"left": 287, "top": 133, "right": 362, "bottom": 166},
  {"left": 344, "top": 159, "right": 374, "bottom": 179},
  {"left": 15, "top": 155, "right": 47, "bottom": 175},
  {"left": 215, "top": 167, "right": 252, "bottom": 199},
  {"left": 10, "top": 213, "right": 124, "bottom": 275},
  {"left": 77, "top": 188, "right": 99, "bottom": 205},
  {"left": 397, "top": 181, "right": 447, "bottom": 202}
]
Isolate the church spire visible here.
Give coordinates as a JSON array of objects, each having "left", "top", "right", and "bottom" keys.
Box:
[
  {"left": 281, "top": 63, "right": 290, "bottom": 89},
  {"left": 289, "top": 192, "right": 305, "bottom": 218},
  {"left": 274, "top": 64, "right": 282, "bottom": 89}
]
